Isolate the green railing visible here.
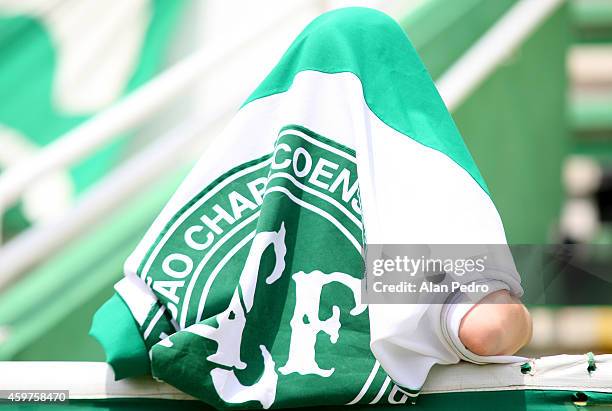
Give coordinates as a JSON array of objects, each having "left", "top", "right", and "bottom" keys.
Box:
[
  {"left": 569, "top": 0, "right": 612, "bottom": 160},
  {"left": 402, "top": 0, "right": 517, "bottom": 79},
  {"left": 572, "top": 0, "right": 612, "bottom": 43}
]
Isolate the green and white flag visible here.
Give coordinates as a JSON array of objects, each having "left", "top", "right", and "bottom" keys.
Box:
[{"left": 91, "top": 8, "right": 523, "bottom": 409}]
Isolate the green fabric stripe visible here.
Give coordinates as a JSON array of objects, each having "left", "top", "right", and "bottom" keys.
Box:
[
  {"left": 243, "top": 7, "right": 489, "bottom": 195},
  {"left": 89, "top": 293, "right": 150, "bottom": 380},
  {"left": 140, "top": 304, "right": 177, "bottom": 351},
  {"left": 2, "top": 390, "right": 611, "bottom": 410}
]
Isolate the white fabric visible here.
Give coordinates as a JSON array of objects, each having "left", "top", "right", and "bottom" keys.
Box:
[
  {"left": 122, "top": 70, "right": 524, "bottom": 389},
  {"left": 114, "top": 275, "right": 159, "bottom": 326}
]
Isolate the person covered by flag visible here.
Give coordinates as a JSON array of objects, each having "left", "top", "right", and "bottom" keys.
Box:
[{"left": 91, "top": 7, "right": 532, "bottom": 409}]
